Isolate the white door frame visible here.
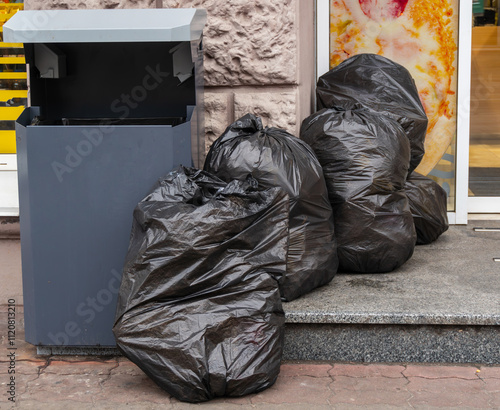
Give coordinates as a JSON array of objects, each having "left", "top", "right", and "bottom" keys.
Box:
[
  {"left": 0, "top": 154, "right": 19, "bottom": 216},
  {"left": 468, "top": 197, "right": 500, "bottom": 213},
  {"left": 455, "top": 0, "right": 473, "bottom": 223},
  {"left": 467, "top": 2, "right": 500, "bottom": 215},
  {"left": 316, "top": 0, "right": 330, "bottom": 81},
  {"left": 316, "top": 0, "right": 473, "bottom": 224}
]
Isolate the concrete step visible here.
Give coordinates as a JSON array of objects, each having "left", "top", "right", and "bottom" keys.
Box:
[{"left": 282, "top": 221, "right": 500, "bottom": 364}]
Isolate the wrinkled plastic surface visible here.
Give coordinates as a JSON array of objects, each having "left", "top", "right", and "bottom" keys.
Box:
[
  {"left": 204, "top": 113, "right": 338, "bottom": 301},
  {"left": 316, "top": 54, "right": 428, "bottom": 174},
  {"left": 405, "top": 172, "right": 449, "bottom": 245},
  {"left": 300, "top": 108, "right": 417, "bottom": 273},
  {"left": 113, "top": 166, "right": 289, "bottom": 403}
]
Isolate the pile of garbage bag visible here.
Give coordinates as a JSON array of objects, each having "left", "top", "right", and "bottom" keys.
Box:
[
  {"left": 114, "top": 53, "right": 451, "bottom": 403},
  {"left": 300, "top": 107, "right": 417, "bottom": 273},
  {"left": 114, "top": 167, "right": 289, "bottom": 403},
  {"left": 204, "top": 113, "right": 338, "bottom": 301},
  {"left": 316, "top": 54, "right": 428, "bottom": 174},
  {"left": 405, "top": 172, "right": 449, "bottom": 245}
]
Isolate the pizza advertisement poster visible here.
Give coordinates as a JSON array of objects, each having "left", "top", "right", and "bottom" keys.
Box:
[{"left": 329, "top": 0, "right": 459, "bottom": 210}]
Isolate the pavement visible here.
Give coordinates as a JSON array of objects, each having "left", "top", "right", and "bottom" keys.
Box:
[
  {"left": 1, "top": 327, "right": 500, "bottom": 409},
  {"left": 1, "top": 231, "right": 500, "bottom": 408}
]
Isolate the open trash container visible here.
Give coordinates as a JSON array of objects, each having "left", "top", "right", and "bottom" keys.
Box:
[{"left": 4, "top": 8, "right": 206, "bottom": 351}]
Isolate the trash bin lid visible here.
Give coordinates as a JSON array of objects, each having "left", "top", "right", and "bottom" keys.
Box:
[{"left": 3, "top": 8, "right": 207, "bottom": 43}]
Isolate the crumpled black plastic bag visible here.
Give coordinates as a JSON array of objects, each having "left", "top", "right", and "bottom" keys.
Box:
[
  {"left": 405, "top": 172, "right": 449, "bottom": 245},
  {"left": 300, "top": 107, "right": 417, "bottom": 273},
  {"left": 204, "top": 113, "right": 338, "bottom": 301},
  {"left": 316, "top": 53, "right": 428, "bottom": 174},
  {"left": 113, "top": 166, "right": 289, "bottom": 403}
]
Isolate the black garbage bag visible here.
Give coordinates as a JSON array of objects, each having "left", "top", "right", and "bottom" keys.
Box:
[
  {"left": 204, "top": 113, "right": 338, "bottom": 301},
  {"left": 113, "top": 166, "right": 289, "bottom": 403},
  {"left": 405, "top": 172, "right": 449, "bottom": 245},
  {"left": 300, "top": 107, "right": 417, "bottom": 273},
  {"left": 316, "top": 53, "right": 428, "bottom": 174}
]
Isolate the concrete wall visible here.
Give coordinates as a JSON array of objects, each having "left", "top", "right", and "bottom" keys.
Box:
[{"left": 25, "top": 0, "right": 316, "bottom": 153}]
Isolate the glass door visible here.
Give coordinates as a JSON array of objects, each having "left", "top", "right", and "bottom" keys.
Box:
[{"left": 468, "top": 0, "right": 500, "bottom": 213}]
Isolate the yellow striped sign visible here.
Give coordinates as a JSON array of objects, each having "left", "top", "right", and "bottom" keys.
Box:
[
  {"left": 0, "top": 56, "right": 26, "bottom": 64},
  {"left": 0, "top": 130, "right": 16, "bottom": 154},
  {"left": 0, "top": 106, "right": 24, "bottom": 121},
  {"left": 0, "top": 90, "right": 28, "bottom": 100},
  {"left": 0, "top": 72, "right": 26, "bottom": 79}
]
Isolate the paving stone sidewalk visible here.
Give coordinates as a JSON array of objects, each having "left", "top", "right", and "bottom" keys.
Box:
[{"left": 1, "top": 312, "right": 499, "bottom": 409}]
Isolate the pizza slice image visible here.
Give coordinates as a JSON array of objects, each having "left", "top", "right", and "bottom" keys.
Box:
[{"left": 329, "top": 0, "right": 458, "bottom": 175}]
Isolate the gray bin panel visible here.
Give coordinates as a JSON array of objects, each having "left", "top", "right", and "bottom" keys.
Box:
[{"left": 17, "top": 107, "right": 193, "bottom": 347}]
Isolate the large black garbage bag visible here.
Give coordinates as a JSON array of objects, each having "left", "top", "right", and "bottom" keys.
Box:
[
  {"left": 405, "top": 172, "right": 449, "bottom": 245},
  {"left": 316, "top": 53, "right": 428, "bottom": 174},
  {"left": 300, "top": 107, "right": 417, "bottom": 273},
  {"left": 204, "top": 113, "right": 338, "bottom": 301},
  {"left": 113, "top": 166, "right": 289, "bottom": 403}
]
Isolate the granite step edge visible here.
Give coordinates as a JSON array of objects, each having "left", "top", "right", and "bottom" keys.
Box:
[{"left": 283, "top": 310, "right": 500, "bottom": 326}]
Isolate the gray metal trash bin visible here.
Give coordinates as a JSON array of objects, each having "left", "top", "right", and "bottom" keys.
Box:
[{"left": 4, "top": 9, "right": 206, "bottom": 350}]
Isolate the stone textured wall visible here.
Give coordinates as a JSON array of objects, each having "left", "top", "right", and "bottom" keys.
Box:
[
  {"left": 26, "top": 0, "right": 157, "bottom": 9},
  {"left": 25, "top": 0, "right": 314, "bottom": 153}
]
